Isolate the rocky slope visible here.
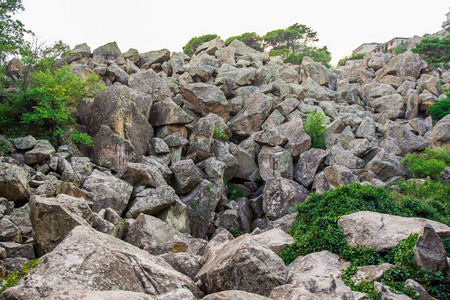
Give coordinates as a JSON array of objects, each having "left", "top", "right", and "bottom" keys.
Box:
[{"left": 0, "top": 38, "right": 450, "bottom": 299}]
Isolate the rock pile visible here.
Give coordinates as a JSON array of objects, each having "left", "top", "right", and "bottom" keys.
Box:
[{"left": 1, "top": 38, "right": 450, "bottom": 298}]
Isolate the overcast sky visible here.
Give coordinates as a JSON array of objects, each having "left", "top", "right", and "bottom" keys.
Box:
[{"left": 17, "top": 0, "right": 450, "bottom": 66}]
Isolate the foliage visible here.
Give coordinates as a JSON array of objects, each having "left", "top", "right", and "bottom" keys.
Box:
[
  {"left": 302, "top": 110, "right": 326, "bottom": 148},
  {"left": 412, "top": 37, "right": 450, "bottom": 65},
  {"left": 393, "top": 42, "right": 408, "bottom": 55},
  {"left": 279, "top": 181, "right": 450, "bottom": 298},
  {"left": 0, "top": 41, "right": 103, "bottom": 146},
  {"left": 427, "top": 94, "right": 450, "bottom": 123},
  {"left": 337, "top": 52, "right": 366, "bottom": 67},
  {"left": 225, "top": 179, "right": 245, "bottom": 201},
  {"left": 0, "top": 259, "right": 40, "bottom": 295},
  {"left": 262, "top": 23, "right": 317, "bottom": 51},
  {"left": 402, "top": 147, "right": 450, "bottom": 180},
  {"left": 224, "top": 32, "right": 263, "bottom": 51},
  {"left": 213, "top": 127, "right": 229, "bottom": 141},
  {"left": 0, "top": 0, "right": 29, "bottom": 65},
  {"left": 0, "top": 139, "right": 10, "bottom": 156},
  {"left": 274, "top": 45, "right": 331, "bottom": 67},
  {"left": 182, "top": 34, "right": 218, "bottom": 56}
]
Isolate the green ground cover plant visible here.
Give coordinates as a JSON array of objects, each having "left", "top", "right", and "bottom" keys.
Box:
[
  {"left": 279, "top": 181, "right": 450, "bottom": 299},
  {"left": 427, "top": 94, "right": 450, "bottom": 123},
  {"left": 0, "top": 258, "right": 40, "bottom": 295},
  {"left": 402, "top": 147, "right": 450, "bottom": 180},
  {"left": 302, "top": 110, "right": 326, "bottom": 148}
]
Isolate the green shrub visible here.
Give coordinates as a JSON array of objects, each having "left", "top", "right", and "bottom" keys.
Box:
[
  {"left": 0, "top": 139, "right": 9, "bottom": 156},
  {"left": 393, "top": 44, "right": 407, "bottom": 55},
  {"left": 402, "top": 147, "right": 450, "bottom": 180},
  {"left": 337, "top": 52, "right": 366, "bottom": 67},
  {"left": 0, "top": 258, "right": 40, "bottom": 295},
  {"left": 213, "top": 127, "right": 229, "bottom": 141},
  {"left": 182, "top": 34, "right": 218, "bottom": 56},
  {"left": 427, "top": 94, "right": 450, "bottom": 123},
  {"left": 302, "top": 110, "right": 326, "bottom": 148},
  {"left": 224, "top": 32, "right": 263, "bottom": 51}
]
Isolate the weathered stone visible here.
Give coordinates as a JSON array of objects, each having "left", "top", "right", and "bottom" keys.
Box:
[
  {"left": 156, "top": 198, "right": 190, "bottom": 234},
  {"left": 159, "top": 251, "right": 202, "bottom": 280},
  {"left": 24, "top": 140, "right": 56, "bottom": 165},
  {"left": 383, "top": 120, "right": 429, "bottom": 155},
  {"left": 210, "top": 140, "right": 239, "bottom": 181},
  {"left": 229, "top": 143, "right": 261, "bottom": 182},
  {"left": 72, "top": 43, "right": 91, "bottom": 59},
  {"left": 126, "top": 185, "right": 178, "bottom": 218},
  {"left": 302, "top": 56, "right": 337, "bottom": 88},
  {"left": 288, "top": 250, "right": 350, "bottom": 283},
  {"left": 379, "top": 75, "right": 405, "bottom": 88},
  {"left": 128, "top": 69, "right": 171, "bottom": 102},
  {"left": 294, "top": 148, "right": 327, "bottom": 188},
  {"left": 0, "top": 162, "right": 31, "bottom": 202},
  {"left": 324, "top": 165, "right": 360, "bottom": 188},
  {"left": 123, "top": 48, "right": 140, "bottom": 63},
  {"left": 366, "top": 52, "right": 390, "bottom": 71},
  {"left": 258, "top": 146, "right": 293, "bottom": 181},
  {"left": 196, "top": 234, "right": 287, "bottom": 296},
  {"left": 374, "top": 282, "right": 412, "bottom": 300},
  {"left": 228, "top": 93, "right": 273, "bottom": 137},
  {"left": 254, "top": 126, "right": 288, "bottom": 147},
  {"left": 171, "top": 159, "right": 204, "bottom": 194},
  {"left": 405, "top": 279, "right": 433, "bottom": 299},
  {"left": 105, "top": 64, "right": 129, "bottom": 85},
  {"left": 2, "top": 226, "right": 203, "bottom": 299},
  {"left": 276, "top": 120, "right": 311, "bottom": 158},
  {"left": 201, "top": 230, "right": 233, "bottom": 264},
  {"left": 149, "top": 98, "right": 194, "bottom": 126},
  {"left": 137, "top": 49, "right": 170, "bottom": 69},
  {"left": 0, "top": 242, "right": 34, "bottom": 259},
  {"left": 262, "top": 178, "right": 309, "bottom": 220},
  {"left": 413, "top": 224, "right": 449, "bottom": 273},
  {"left": 195, "top": 37, "right": 224, "bottom": 56},
  {"left": 93, "top": 42, "right": 124, "bottom": 65},
  {"left": 81, "top": 169, "right": 133, "bottom": 215},
  {"left": 125, "top": 214, "right": 191, "bottom": 255},
  {"left": 180, "top": 81, "right": 231, "bottom": 121},
  {"left": 252, "top": 228, "right": 294, "bottom": 254},
  {"left": 261, "top": 109, "right": 285, "bottom": 129},
  {"left": 418, "top": 75, "right": 442, "bottom": 96},
  {"left": 13, "top": 135, "right": 36, "bottom": 150},
  {"left": 351, "top": 263, "right": 395, "bottom": 285},
  {"left": 181, "top": 180, "right": 222, "bottom": 239},
  {"left": 9, "top": 203, "right": 32, "bottom": 237},
  {"left": 0, "top": 217, "right": 21, "bottom": 243},
  {"left": 30, "top": 194, "right": 94, "bottom": 255},
  {"left": 349, "top": 138, "right": 375, "bottom": 158},
  {"left": 382, "top": 52, "right": 422, "bottom": 80},
  {"left": 365, "top": 149, "right": 408, "bottom": 181},
  {"left": 355, "top": 116, "right": 377, "bottom": 138},
  {"left": 276, "top": 98, "right": 300, "bottom": 116},
  {"left": 338, "top": 211, "right": 450, "bottom": 252},
  {"left": 426, "top": 114, "right": 450, "bottom": 151},
  {"left": 202, "top": 290, "right": 270, "bottom": 300},
  {"left": 226, "top": 39, "right": 261, "bottom": 56},
  {"left": 215, "top": 66, "right": 257, "bottom": 89},
  {"left": 121, "top": 162, "right": 166, "bottom": 188}
]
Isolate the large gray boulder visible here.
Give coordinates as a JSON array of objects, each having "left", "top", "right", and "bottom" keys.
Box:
[
  {"left": 81, "top": 169, "right": 133, "bottom": 215},
  {"left": 276, "top": 120, "right": 311, "bottom": 158},
  {"left": 202, "top": 290, "right": 270, "bottom": 300},
  {"left": 381, "top": 51, "right": 422, "bottom": 80},
  {"left": 258, "top": 146, "right": 293, "bottom": 181},
  {"left": 128, "top": 69, "right": 171, "bottom": 102},
  {"left": 0, "top": 162, "right": 31, "bottom": 202},
  {"left": 383, "top": 120, "right": 429, "bottom": 155},
  {"left": 294, "top": 148, "right": 327, "bottom": 188},
  {"left": 24, "top": 140, "right": 56, "bottom": 165},
  {"left": 425, "top": 114, "right": 450, "bottom": 151},
  {"left": 125, "top": 185, "right": 179, "bottom": 218},
  {"left": 136, "top": 49, "right": 171, "bottom": 69},
  {"left": 338, "top": 211, "right": 450, "bottom": 252},
  {"left": 149, "top": 98, "right": 194, "bottom": 126},
  {"left": 92, "top": 42, "right": 124, "bottom": 65},
  {"left": 121, "top": 162, "right": 166, "bottom": 188},
  {"left": 262, "top": 178, "right": 309, "bottom": 220},
  {"left": 195, "top": 234, "right": 287, "bottom": 296},
  {"left": 413, "top": 224, "right": 449, "bottom": 273},
  {"left": 364, "top": 149, "right": 408, "bottom": 181},
  {"left": 2, "top": 225, "right": 203, "bottom": 299},
  {"left": 301, "top": 56, "right": 337, "bottom": 88}
]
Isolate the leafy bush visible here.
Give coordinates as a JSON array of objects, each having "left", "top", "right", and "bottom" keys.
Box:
[
  {"left": 412, "top": 37, "right": 450, "bottom": 65},
  {"left": 213, "top": 127, "right": 229, "bottom": 141},
  {"left": 393, "top": 43, "right": 407, "bottom": 55},
  {"left": 0, "top": 258, "right": 40, "bottom": 295},
  {"left": 427, "top": 94, "right": 450, "bottom": 123},
  {"left": 302, "top": 110, "right": 326, "bottom": 148},
  {"left": 279, "top": 181, "right": 450, "bottom": 299},
  {"left": 337, "top": 52, "right": 366, "bottom": 67},
  {"left": 402, "top": 147, "right": 450, "bottom": 180},
  {"left": 182, "top": 34, "right": 218, "bottom": 56}
]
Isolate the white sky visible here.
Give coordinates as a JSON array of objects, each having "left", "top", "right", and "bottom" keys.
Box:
[{"left": 17, "top": 0, "right": 450, "bottom": 66}]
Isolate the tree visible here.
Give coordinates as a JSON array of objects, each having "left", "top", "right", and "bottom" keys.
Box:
[
  {"left": 262, "top": 23, "right": 317, "bottom": 51},
  {"left": 0, "top": 0, "right": 29, "bottom": 65},
  {"left": 224, "top": 32, "right": 263, "bottom": 51},
  {"left": 412, "top": 37, "right": 450, "bottom": 64},
  {"left": 182, "top": 34, "right": 219, "bottom": 56}
]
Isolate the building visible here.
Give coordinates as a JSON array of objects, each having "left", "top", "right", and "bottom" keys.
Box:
[
  {"left": 372, "top": 37, "right": 410, "bottom": 54},
  {"left": 443, "top": 7, "right": 450, "bottom": 30},
  {"left": 352, "top": 43, "right": 380, "bottom": 55}
]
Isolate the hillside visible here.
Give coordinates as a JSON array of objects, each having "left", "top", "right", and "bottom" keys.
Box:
[{"left": 0, "top": 37, "right": 450, "bottom": 299}]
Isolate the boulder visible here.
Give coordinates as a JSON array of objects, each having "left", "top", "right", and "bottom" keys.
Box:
[
  {"left": 121, "top": 162, "right": 166, "bottom": 188},
  {"left": 364, "top": 149, "right": 408, "bottom": 181},
  {"left": 125, "top": 185, "right": 179, "bottom": 218},
  {"left": 159, "top": 251, "right": 202, "bottom": 280},
  {"left": 301, "top": 56, "right": 337, "bottom": 88},
  {"left": 262, "top": 178, "right": 309, "bottom": 220},
  {"left": 226, "top": 39, "right": 261, "bottom": 56},
  {"left": 2, "top": 226, "right": 203, "bottom": 299},
  {"left": 258, "top": 146, "right": 293, "bottom": 181},
  {"left": 374, "top": 282, "right": 412, "bottom": 300},
  {"left": 276, "top": 120, "right": 311, "bottom": 158},
  {"left": 252, "top": 228, "right": 294, "bottom": 254},
  {"left": 180, "top": 81, "right": 231, "bottom": 121},
  {"left": 0, "top": 162, "right": 31, "bottom": 202},
  {"left": 338, "top": 211, "right": 450, "bottom": 252},
  {"left": 331, "top": 145, "right": 365, "bottom": 169},
  {"left": 128, "top": 69, "right": 172, "bottom": 102},
  {"left": 228, "top": 93, "right": 273, "bottom": 137},
  {"left": 137, "top": 49, "right": 171, "bottom": 69},
  {"left": 81, "top": 169, "right": 133, "bottom": 215},
  {"left": 294, "top": 148, "right": 327, "bottom": 188},
  {"left": 382, "top": 52, "right": 422, "bottom": 80},
  {"left": 170, "top": 159, "right": 204, "bottom": 194},
  {"left": 105, "top": 64, "right": 129, "bottom": 85},
  {"left": 201, "top": 290, "right": 270, "bottom": 300},
  {"left": 13, "top": 135, "right": 36, "bottom": 150},
  {"left": 149, "top": 98, "right": 194, "bottom": 126},
  {"left": 92, "top": 42, "right": 124, "bottom": 65},
  {"left": 425, "top": 114, "right": 450, "bottom": 151},
  {"left": 210, "top": 140, "right": 239, "bottom": 181},
  {"left": 29, "top": 194, "right": 94, "bottom": 255},
  {"left": 351, "top": 263, "right": 395, "bottom": 285},
  {"left": 0, "top": 217, "right": 21, "bottom": 243},
  {"left": 229, "top": 143, "right": 261, "bottom": 182},
  {"left": 24, "top": 140, "right": 56, "bottom": 165},
  {"left": 383, "top": 120, "right": 429, "bottom": 155},
  {"left": 195, "top": 234, "right": 287, "bottom": 296},
  {"left": 413, "top": 224, "right": 449, "bottom": 273},
  {"left": 324, "top": 165, "right": 360, "bottom": 188},
  {"left": 201, "top": 229, "right": 234, "bottom": 264},
  {"left": 215, "top": 66, "right": 257, "bottom": 89}
]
